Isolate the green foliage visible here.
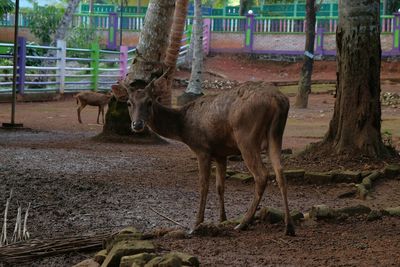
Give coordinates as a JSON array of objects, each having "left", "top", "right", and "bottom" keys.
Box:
[
  {"left": 66, "top": 25, "right": 99, "bottom": 49},
  {"left": 387, "top": 0, "right": 400, "bottom": 13},
  {"left": 26, "top": 2, "right": 64, "bottom": 45},
  {"left": 0, "top": 0, "right": 14, "bottom": 16}
]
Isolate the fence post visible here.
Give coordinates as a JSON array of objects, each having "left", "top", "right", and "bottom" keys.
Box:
[
  {"left": 315, "top": 27, "right": 325, "bottom": 56},
  {"left": 119, "top": 45, "right": 128, "bottom": 79},
  {"left": 203, "top": 18, "right": 211, "bottom": 55},
  {"left": 393, "top": 12, "right": 400, "bottom": 54},
  {"left": 56, "top": 40, "right": 66, "bottom": 94},
  {"left": 244, "top": 13, "right": 255, "bottom": 52},
  {"left": 17, "top": 36, "right": 26, "bottom": 95},
  {"left": 107, "top": 12, "right": 118, "bottom": 50},
  {"left": 91, "top": 42, "right": 100, "bottom": 91}
]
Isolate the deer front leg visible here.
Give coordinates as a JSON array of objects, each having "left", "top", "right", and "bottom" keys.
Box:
[
  {"left": 215, "top": 157, "right": 227, "bottom": 222},
  {"left": 195, "top": 152, "right": 211, "bottom": 227},
  {"left": 77, "top": 104, "right": 86, "bottom": 124}
]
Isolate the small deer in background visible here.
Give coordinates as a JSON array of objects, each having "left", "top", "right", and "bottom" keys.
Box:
[
  {"left": 74, "top": 91, "right": 113, "bottom": 124},
  {"left": 112, "top": 74, "right": 295, "bottom": 236}
]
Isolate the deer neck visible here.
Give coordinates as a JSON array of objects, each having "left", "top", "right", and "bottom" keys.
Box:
[{"left": 149, "top": 102, "right": 184, "bottom": 141}]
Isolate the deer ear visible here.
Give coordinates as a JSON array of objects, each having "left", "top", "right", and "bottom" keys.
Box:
[{"left": 111, "top": 84, "right": 128, "bottom": 102}]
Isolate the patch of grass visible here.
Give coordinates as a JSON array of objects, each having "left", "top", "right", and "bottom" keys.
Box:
[{"left": 279, "top": 84, "right": 336, "bottom": 95}]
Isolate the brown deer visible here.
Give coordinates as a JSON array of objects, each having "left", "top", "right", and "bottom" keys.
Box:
[
  {"left": 112, "top": 76, "right": 295, "bottom": 236},
  {"left": 74, "top": 91, "right": 113, "bottom": 124}
]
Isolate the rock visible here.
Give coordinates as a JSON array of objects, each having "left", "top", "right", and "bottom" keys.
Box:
[
  {"left": 383, "top": 206, "right": 400, "bottom": 217},
  {"left": 104, "top": 227, "right": 143, "bottom": 252},
  {"left": 259, "top": 207, "right": 284, "bottom": 224},
  {"left": 227, "top": 155, "right": 243, "bottom": 162},
  {"left": 290, "top": 210, "right": 304, "bottom": 222},
  {"left": 120, "top": 253, "right": 157, "bottom": 267},
  {"left": 310, "top": 205, "right": 336, "bottom": 220},
  {"left": 169, "top": 252, "right": 200, "bottom": 267},
  {"left": 72, "top": 259, "right": 100, "bottom": 267},
  {"left": 304, "top": 172, "right": 332, "bottom": 184},
  {"left": 384, "top": 164, "right": 400, "bottom": 179},
  {"left": 367, "top": 210, "right": 383, "bottom": 221},
  {"left": 94, "top": 249, "right": 108, "bottom": 264},
  {"left": 163, "top": 230, "right": 188, "bottom": 239},
  {"left": 229, "top": 173, "right": 253, "bottom": 183},
  {"left": 331, "top": 170, "right": 361, "bottom": 183},
  {"left": 337, "top": 189, "right": 357, "bottom": 199},
  {"left": 284, "top": 169, "right": 305, "bottom": 180},
  {"left": 101, "top": 240, "right": 156, "bottom": 267},
  {"left": 356, "top": 184, "right": 368, "bottom": 200},
  {"left": 281, "top": 148, "right": 293, "bottom": 154},
  {"left": 338, "top": 205, "right": 371, "bottom": 216},
  {"left": 145, "top": 254, "right": 182, "bottom": 267}
]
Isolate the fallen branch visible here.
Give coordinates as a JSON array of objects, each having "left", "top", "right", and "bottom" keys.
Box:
[
  {"left": 150, "top": 207, "right": 189, "bottom": 230},
  {"left": 0, "top": 233, "right": 110, "bottom": 264}
]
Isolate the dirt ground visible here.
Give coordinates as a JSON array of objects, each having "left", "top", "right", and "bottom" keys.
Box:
[{"left": 0, "top": 55, "right": 399, "bottom": 266}]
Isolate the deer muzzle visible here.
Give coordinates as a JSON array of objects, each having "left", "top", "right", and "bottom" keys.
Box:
[{"left": 131, "top": 120, "right": 145, "bottom": 132}]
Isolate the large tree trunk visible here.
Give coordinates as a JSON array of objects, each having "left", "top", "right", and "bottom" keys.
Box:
[
  {"left": 102, "top": 0, "right": 175, "bottom": 137},
  {"left": 53, "top": 0, "right": 81, "bottom": 43},
  {"left": 163, "top": 0, "right": 190, "bottom": 107},
  {"left": 294, "top": 0, "right": 316, "bottom": 108},
  {"left": 324, "top": 0, "right": 388, "bottom": 157}
]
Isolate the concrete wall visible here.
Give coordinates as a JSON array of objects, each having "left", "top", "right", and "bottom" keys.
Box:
[
  {"left": 254, "top": 34, "right": 305, "bottom": 51},
  {"left": 0, "top": 27, "right": 396, "bottom": 55}
]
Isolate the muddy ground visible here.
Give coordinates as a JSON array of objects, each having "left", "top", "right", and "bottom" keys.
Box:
[{"left": 0, "top": 55, "right": 400, "bottom": 266}]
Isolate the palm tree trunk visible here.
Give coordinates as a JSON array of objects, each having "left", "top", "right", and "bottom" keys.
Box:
[
  {"left": 162, "top": 0, "right": 190, "bottom": 107},
  {"left": 102, "top": 0, "right": 175, "bottom": 137}
]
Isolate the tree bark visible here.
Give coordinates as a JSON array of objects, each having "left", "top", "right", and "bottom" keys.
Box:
[
  {"left": 102, "top": 0, "right": 175, "bottom": 137},
  {"left": 177, "top": 0, "right": 204, "bottom": 105},
  {"left": 324, "top": 0, "right": 388, "bottom": 157},
  {"left": 163, "top": 0, "right": 190, "bottom": 107},
  {"left": 186, "top": 0, "right": 203, "bottom": 95},
  {"left": 294, "top": 0, "right": 316, "bottom": 108},
  {"left": 53, "top": 0, "right": 81, "bottom": 43}
]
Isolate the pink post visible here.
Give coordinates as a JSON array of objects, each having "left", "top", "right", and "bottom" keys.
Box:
[
  {"left": 203, "top": 18, "right": 211, "bottom": 55},
  {"left": 119, "top": 46, "right": 128, "bottom": 79}
]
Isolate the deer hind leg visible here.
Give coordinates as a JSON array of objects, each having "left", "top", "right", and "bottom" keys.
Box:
[
  {"left": 101, "top": 106, "right": 105, "bottom": 124},
  {"left": 215, "top": 157, "right": 227, "bottom": 222},
  {"left": 194, "top": 152, "right": 212, "bottom": 228},
  {"left": 268, "top": 133, "right": 295, "bottom": 236},
  {"left": 235, "top": 143, "right": 268, "bottom": 230},
  {"left": 96, "top": 106, "right": 101, "bottom": 124},
  {"left": 77, "top": 103, "right": 86, "bottom": 124}
]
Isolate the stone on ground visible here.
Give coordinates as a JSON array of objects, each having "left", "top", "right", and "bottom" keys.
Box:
[
  {"left": 310, "top": 205, "right": 336, "bottom": 219},
  {"left": 304, "top": 172, "right": 333, "bottom": 184},
  {"left": 169, "top": 252, "right": 200, "bottom": 267},
  {"left": 144, "top": 254, "right": 182, "bottom": 267},
  {"left": 72, "top": 259, "right": 100, "bottom": 267},
  {"left": 94, "top": 249, "right": 108, "bottom": 264},
  {"left": 120, "top": 253, "right": 157, "bottom": 267},
  {"left": 259, "top": 207, "right": 284, "bottom": 224}
]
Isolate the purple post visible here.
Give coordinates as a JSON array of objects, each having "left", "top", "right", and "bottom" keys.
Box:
[
  {"left": 203, "top": 18, "right": 211, "bottom": 55},
  {"left": 315, "top": 27, "right": 325, "bottom": 56},
  {"left": 119, "top": 45, "right": 128, "bottom": 79},
  {"left": 107, "top": 12, "right": 118, "bottom": 50},
  {"left": 17, "top": 36, "right": 26, "bottom": 95},
  {"left": 393, "top": 13, "right": 400, "bottom": 54},
  {"left": 244, "top": 13, "right": 255, "bottom": 52}
]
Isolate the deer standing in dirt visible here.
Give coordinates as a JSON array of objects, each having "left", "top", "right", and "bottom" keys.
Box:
[
  {"left": 75, "top": 91, "right": 113, "bottom": 124},
  {"left": 112, "top": 76, "right": 295, "bottom": 236}
]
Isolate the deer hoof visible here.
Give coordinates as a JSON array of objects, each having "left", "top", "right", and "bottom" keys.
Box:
[
  {"left": 285, "top": 224, "right": 296, "bottom": 236},
  {"left": 234, "top": 223, "right": 247, "bottom": 231}
]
